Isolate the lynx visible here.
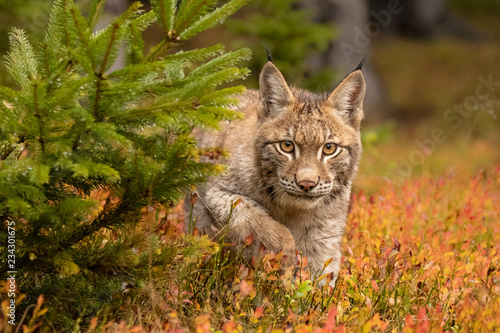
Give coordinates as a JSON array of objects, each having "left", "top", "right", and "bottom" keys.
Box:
[{"left": 189, "top": 56, "right": 366, "bottom": 283}]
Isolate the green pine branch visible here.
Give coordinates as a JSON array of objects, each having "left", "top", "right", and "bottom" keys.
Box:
[
  {"left": 179, "top": 0, "right": 250, "bottom": 41},
  {"left": 0, "top": 0, "right": 252, "bottom": 328}
]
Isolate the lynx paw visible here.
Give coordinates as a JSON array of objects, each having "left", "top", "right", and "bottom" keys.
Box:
[{"left": 244, "top": 222, "right": 296, "bottom": 261}]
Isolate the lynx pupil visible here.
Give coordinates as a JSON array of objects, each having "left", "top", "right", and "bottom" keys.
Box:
[
  {"left": 280, "top": 140, "right": 294, "bottom": 153},
  {"left": 323, "top": 143, "right": 337, "bottom": 155}
]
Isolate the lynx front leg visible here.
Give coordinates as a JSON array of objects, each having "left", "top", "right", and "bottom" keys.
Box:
[
  {"left": 294, "top": 225, "right": 344, "bottom": 286},
  {"left": 203, "top": 186, "right": 296, "bottom": 261}
]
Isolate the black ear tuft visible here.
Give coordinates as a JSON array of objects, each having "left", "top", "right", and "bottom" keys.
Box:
[
  {"left": 353, "top": 55, "right": 367, "bottom": 72},
  {"left": 264, "top": 44, "right": 274, "bottom": 63},
  {"left": 337, "top": 56, "right": 367, "bottom": 86}
]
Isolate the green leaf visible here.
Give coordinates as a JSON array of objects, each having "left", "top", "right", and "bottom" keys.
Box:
[
  {"left": 189, "top": 47, "right": 252, "bottom": 77},
  {"left": 178, "top": 0, "right": 250, "bottom": 40},
  {"left": 125, "top": 11, "right": 156, "bottom": 65},
  {"left": 151, "top": 0, "right": 176, "bottom": 33},
  {"left": 54, "top": 252, "right": 80, "bottom": 277},
  {"left": 92, "top": 1, "right": 144, "bottom": 74},
  {"left": 29, "top": 164, "right": 51, "bottom": 186},
  {"left": 293, "top": 280, "right": 314, "bottom": 299},
  {"left": 87, "top": 0, "right": 107, "bottom": 30},
  {"left": 5, "top": 28, "right": 39, "bottom": 88},
  {"left": 175, "top": 0, "right": 218, "bottom": 33}
]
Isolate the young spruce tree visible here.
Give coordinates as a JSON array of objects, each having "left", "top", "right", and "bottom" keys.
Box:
[{"left": 0, "top": 0, "right": 250, "bottom": 329}]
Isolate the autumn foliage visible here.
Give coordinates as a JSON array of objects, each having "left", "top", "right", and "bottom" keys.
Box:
[
  {"left": 6, "top": 166, "right": 494, "bottom": 332},
  {"left": 171, "top": 167, "right": 499, "bottom": 332}
]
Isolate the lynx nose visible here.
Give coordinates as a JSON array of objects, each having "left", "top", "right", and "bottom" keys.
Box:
[{"left": 297, "top": 180, "right": 317, "bottom": 192}]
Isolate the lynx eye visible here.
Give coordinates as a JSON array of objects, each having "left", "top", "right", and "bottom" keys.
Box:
[
  {"left": 323, "top": 143, "right": 339, "bottom": 156},
  {"left": 280, "top": 140, "right": 295, "bottom": 153}
]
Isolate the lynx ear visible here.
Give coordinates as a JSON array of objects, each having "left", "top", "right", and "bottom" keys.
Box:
[
  {"left": 259, "top": 61, "right": 294, "bottom": 118},
  {"left": 328, "top": 70, "right": 366, "bottom": 128}
]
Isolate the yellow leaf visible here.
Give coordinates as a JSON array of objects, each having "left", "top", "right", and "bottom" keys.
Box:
[
  {"left": 444, "top": 251, "right": 455, "bottom": 258},
  {"left": 318, "top": 273, "right": 329, "bottom": 281},
  {"left": 16, "top": 294, "right": 26, "bottom": 305},
  {"left": 213, "top": 164, "right": 225, "bottom": 174},
  {"left": 362, "top": 321, "right": 374, "bottom": 333},
  {"left": 323, "top": 257, "right": 334, "bottom": 269},
  {"left": 36, "top": 308, "right": 48, "bottom": 317}
]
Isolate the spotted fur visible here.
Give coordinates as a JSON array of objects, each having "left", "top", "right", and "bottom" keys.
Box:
[{"left": 190, "top": 61, "right": 366, "bottom": 284}]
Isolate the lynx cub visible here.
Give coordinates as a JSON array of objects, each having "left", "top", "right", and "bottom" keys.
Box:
[{"left": 191, "top": 57, "right": 366, "bottom": 282}]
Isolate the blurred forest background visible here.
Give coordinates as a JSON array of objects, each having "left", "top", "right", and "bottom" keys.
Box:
[{"left": 0, "top": 0, "right": 498, "bottom": 193}]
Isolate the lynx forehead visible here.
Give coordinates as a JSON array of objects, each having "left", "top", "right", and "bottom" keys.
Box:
[{"left": 190, "top": 56, "right": 366, "bottom": 284}]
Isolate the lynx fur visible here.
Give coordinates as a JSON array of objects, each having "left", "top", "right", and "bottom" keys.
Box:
[{"left": 189, "top": 59, "right": 366, "bottom": 282}]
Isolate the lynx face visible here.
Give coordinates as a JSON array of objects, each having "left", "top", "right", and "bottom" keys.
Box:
[{"left": 254, "top": 62, "right": 365, "bottom": 209}]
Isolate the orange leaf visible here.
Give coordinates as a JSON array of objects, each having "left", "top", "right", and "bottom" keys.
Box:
[
  {"left": 239, "top": 280, "right": 252, "bottom": 297},
  {"left": 416, "top": 307, "right": 430, "bottom": 333},
  {"left": 274, "top": 251, "right": 284, "bottom": 261},
  {"left": 195, "top": 315, "right": 211, "bottom": 333},
  {"left": 322, "top": 307, "right": 338, "bottom": 330},
  {"left": 232, "top": 198, "right": 242, "bottom": 209},
  {"left": 222, "top": 321, "right": 236, "bottom": 333},
  {"left": 404, "top": 314, "right": 415, "bottom": 328},
  {"left": 37, "top": 294, "right": 44, "bottom": 307},
  {"left": 244, "top": 234, "right": 254, "bottom": 246},
  {"left": 89, "top": 318, "right": 98, "bottom": 331},
  {"left": 299, "top": 255, "right": 308, "bottom": 268},
  {"left": 254, "top": 307, "right": 264, "bottom": 319}
]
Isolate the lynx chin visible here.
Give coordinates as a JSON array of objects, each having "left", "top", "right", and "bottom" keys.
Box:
[{"left": 189, "top": 56, "right": 366, "bottom": 284}]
